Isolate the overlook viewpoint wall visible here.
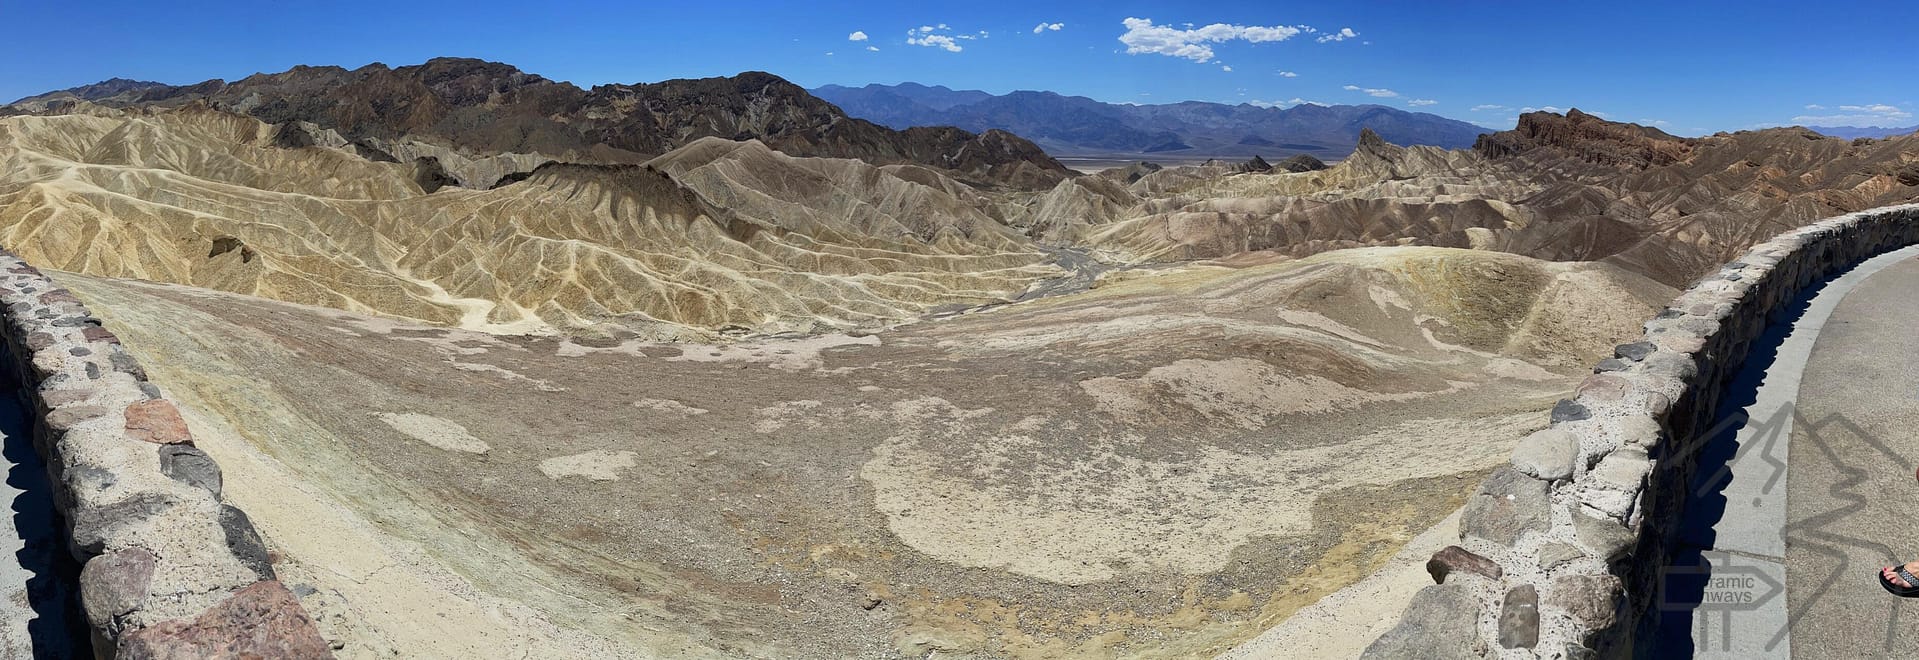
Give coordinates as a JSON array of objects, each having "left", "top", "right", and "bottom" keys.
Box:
[
  {"left": 0, "top": 252, "right": 329, "bottom": 657},
  {"left": 1364, "top": 203, "right": 1919, "bottom": 658}
]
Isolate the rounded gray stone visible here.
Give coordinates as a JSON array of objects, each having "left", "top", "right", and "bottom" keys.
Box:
[
  {"left": 1362, "top": 583, "right": 1483, "bottom": 658},
  {"left": 1460, "top": 466, "right": 1551, "bottom": 547},
  {"left": 1572, "top": 507, "right": 1634, "bottom": 561},
  {"left": 1497, "top": 584, "right": 1540, "bottom": 649},
  {"left": 79, "top": 548, "right": 155, "bottom": 628},
  {"left": 1537, "top": 542, "right": 1585, "bottom": 571},
  {"left": 1511, "top": 429, "right": 1579, "bottom": 481},
  {"left": 1591, "top": 449, "right": 1652, "bottom": 490}
]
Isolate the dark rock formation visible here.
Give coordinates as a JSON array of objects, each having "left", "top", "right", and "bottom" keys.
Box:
[
  {"left": 410, "top": 156, "right": 461, "bottom": 193},
  {"left": 1276, "top": 154, "right": 1327, "bottom": 172},
  {"left": 1475, "top": 108, "right": 1694, "bottom": 168}
]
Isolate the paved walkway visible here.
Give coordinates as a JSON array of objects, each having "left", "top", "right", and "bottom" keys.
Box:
[
  {"left": 1785, "top": 249, "right": 1919, "bottom": 659},
  {"left": 0, "top": 387, "right": 83, "bottom": 657},
  {"left": 1656, "top": 245, "right": 1919, "bottom": 658}
]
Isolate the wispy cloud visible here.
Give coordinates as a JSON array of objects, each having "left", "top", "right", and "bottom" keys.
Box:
[
  {"left": 848, "top": 31, "right": 868, "bottom": 41},
  {"left": 1316, "top": 27, "right": 1359, "bottom": 43},
  {"left": 1639, "top": 118, "right": 1670, "bottom": 127},
  {"left": 1249, "top": 97, "right": 1323, "bottom": 108},
  {"left": 1276, "top": 70, "right": 1298, "bottom": 78},
  {"left": 1117, "top": 17, "right": 1309, "bottom": 63},
  {"left": 1407, "top": 99, "right": 1437, "bottom": 107},
  {"left": 1470, "top": 104, "right": 1509, "bottom": 112},
  {"left": 866, "top": 46, "right": 879, "bottom": 52},
  {"left": 1343, "top": 84, "right": 1398, "bottom": 98},
  {"left": 1033, "top": 22, "right": 1063, "bottom": 34},
  {"left": 1792, "top": 103, "right": 1913, "bottom": 126},
  {"left": 1221, "top": 64, "right": 1232, "bottom": 72}
]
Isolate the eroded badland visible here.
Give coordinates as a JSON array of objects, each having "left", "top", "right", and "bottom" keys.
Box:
[{"left": 4, "top": 59, "right": 1917, "bottom": 658}]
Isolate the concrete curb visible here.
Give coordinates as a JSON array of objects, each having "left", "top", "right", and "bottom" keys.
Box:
[
  {"left": 1363, "top": 203, "right": 1919, "bottom": 659},
  {"left": 0, "top": 252, "right": 330, "bottom": 658}
]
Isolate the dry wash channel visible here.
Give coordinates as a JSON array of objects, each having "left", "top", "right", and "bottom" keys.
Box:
[{"left": 44, "top": 243, "right": 1673, "bottom": 658}]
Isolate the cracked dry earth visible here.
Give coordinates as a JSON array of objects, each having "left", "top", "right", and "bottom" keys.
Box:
[{"left": 50, "top": 246, "right": 1671, "bottom": 659}]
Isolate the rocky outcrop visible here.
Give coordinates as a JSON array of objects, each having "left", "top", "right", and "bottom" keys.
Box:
[
  {"left": 1276, "top": 154, "right": 1327, "bottom": 173},
  {"left": 0, "top": 252, "right": 328, "bottom": 656},
  {"left": 1474, "top": 108, "right": 1695, "bottom": 168},
  {"left": 1364, "top": 204, "right": 1919, "bottom": 657}
]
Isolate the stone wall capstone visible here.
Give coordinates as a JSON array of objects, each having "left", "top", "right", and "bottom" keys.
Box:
[
  {"left": 0, "top": 252, "right": 331, "bottom": 658},
  {"left": 1363, "top": 203, "right": 1919, "bottom": 658}
]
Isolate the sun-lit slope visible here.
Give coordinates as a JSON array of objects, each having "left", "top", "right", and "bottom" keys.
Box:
[
  {"left": 0, "top": 108, "right": 1062, "bottom": 335},
  {"left": 1064, "top": 121, "right": 1919, "bottom": 283}
]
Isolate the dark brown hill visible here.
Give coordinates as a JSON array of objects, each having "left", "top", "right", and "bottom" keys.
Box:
[{"left": 8, "top": 58, "right": 1072, "bottom": 190}]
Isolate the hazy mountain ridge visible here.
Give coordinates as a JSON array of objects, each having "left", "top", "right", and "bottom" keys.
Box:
[
  {"left": 1806, "top": 124, "right": 1919, "bottom": 139},
  {"left": 811, "top": 82, "right": 1488, "bottom": 159}
]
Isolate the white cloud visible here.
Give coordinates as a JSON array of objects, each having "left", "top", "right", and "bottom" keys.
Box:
[
  {"left": 1639, "top": 118, "right": 1670, "bottom": 127},
  {"left": 1521, "top": 106, "right": 1566, "bottom": 114},
  {"left": 866, "top": 46, "right": 879, "bottom": 52},
  {"left": 1221, "top": 65, "right": 1233, "bottom": 72},
  {"left": 1117, "top": 17, "right": 1306, "bottom": 63},
  {"left": 1343, "top": 84, "right": 1398, "bottom": 98},
  {"left": 1407, "top": 99, "right": 1437, "bottom": 106},
  {"left": 1276, "top": 70, "right": 1298, "bottom": 78},
  {"left": 1034, "top": 22, "right": 1064, "bottom": 34},
  {"left": 848, "top": 31, "right": 868, "bottom": 41},
  {"left": 1470, "top": 104, "right": 1509, "bottom": 112},
  {"left": 1316, "top": 27, "right": 1359, "bottom": 43},
  {"left": 906, "top": 25, "right": 971, "bottom": 52},
  {"left": 825, "top": 52, "right": 834, "bottom": 56},
  {"left": 907, "top": 33, "right": 963, "bottom": 52},
  {"left": 1805, "top": 104, "right": 1825, "bottom": 110}
]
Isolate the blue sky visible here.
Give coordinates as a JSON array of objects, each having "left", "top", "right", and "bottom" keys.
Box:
[{"left": 2, "top": 0, "right": 1914, "bottom": 135}]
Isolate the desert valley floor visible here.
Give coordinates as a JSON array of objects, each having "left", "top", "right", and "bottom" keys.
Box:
[{"left": 56, "top": 244, "right": 1667, "bottom": 658}]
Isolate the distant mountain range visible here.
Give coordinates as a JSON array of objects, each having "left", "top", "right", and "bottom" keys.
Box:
[
  {"left": 1806, "top": 125, "right": 1919, "bottom": 139},
  {"left": 4, "top": 60, "right": 1074, "bottom": 190},
  {"left": 810, "top": 83, "right": 1489, "bottom": 160}
]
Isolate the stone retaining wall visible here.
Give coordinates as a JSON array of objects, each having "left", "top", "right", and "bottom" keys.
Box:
[
  {"left": 0, "top": 252, "right": 330, "bottom": 658},
  {"left": 1364, "top": 203, "right": 1919, "bottom": 658}
]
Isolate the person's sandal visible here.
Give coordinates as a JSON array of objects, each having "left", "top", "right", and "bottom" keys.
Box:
[{"left": 1879, "top": 565, "right": 1919, "bottom": 597}]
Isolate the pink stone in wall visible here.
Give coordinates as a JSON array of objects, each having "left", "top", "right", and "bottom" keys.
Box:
[
  {"left": 124, "top": 400, "right": 193, "bottom": 445},
  {"left": 115, "top": 581, "right": 332, "bottom": 659},
  {"left": 82, "top": 326, "right": 120, "bottom": 344},
  {"left": 37, "top": 290, "right": 81, "bottom": 305}
]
